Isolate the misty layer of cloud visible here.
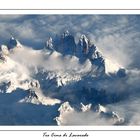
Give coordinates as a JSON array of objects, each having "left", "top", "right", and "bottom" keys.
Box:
[
  {"left": 10, "top": 46, "right": 92, "bottom": 75},
  {"left": 0, "top": 15, "right": 140, "bottom": 69}
]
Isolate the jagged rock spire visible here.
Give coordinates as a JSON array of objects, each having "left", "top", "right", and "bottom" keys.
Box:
[
  {"left": 54, "top": 30, "right": 76, "bottom": 55},
  {"left": 0, "top": 45, "right": 9, "bottom": 56},
  {"left": 45, "top": 37, "right": 54, "bottom": 51},
  {"left": 8, "top": 36, "right": 22, "bottom": 49},
  {"left": 78, "top": 34, "right": 89, "bottom": 54},
  {"left": 62, "top": 30, "right": 70, "bottom": 38}
]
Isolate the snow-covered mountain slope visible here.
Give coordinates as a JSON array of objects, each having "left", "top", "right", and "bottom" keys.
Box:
[{"left": 0, "top": 33, "right": 129, "bottom": 125}]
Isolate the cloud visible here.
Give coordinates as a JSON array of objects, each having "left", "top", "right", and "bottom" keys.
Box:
[
  {"left": 0, "top": 15, "right": 140, "bottom": 125},
  {"left": 91, "top": 68, "right": 140, "bottom": 105},
  {"left": 57, "top": 110, "right": 117, "bottom": 125},
  {"left": 92, "top": 68, "right": 140, "bottom": 125},
  {"left": 107, "top": 96, "right": 140, "bottom": 125},
  {"left": 0, "top": 15, "right": 24, "bottom": 21},
  {"left": 14, "top": 23, "right": 37, "bottom": 40}
]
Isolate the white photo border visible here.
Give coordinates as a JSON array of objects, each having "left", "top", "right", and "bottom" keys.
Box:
[{"left": 0, "top": 8, "right": 140, "bottom": 140}]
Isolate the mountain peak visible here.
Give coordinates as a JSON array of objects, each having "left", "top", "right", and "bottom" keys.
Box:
[
  {"left": 54, "top": 30, "right": 76, "bottom": 55},
  {"left": 45, "top": 37, "right": 54, "bottom": 51},
  {"left": 62, "top": 30, "right": 70, "bottom": 38},
  {"left": 8, "top": 36, "right": 22, "bottom": 49},
  {"left": 0, "top": 45, "right": 9, "bottom": 56}
]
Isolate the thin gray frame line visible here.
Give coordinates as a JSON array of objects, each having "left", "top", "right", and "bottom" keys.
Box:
[{"left": 0, "top": 9, "right": 140, "bottom": 10}]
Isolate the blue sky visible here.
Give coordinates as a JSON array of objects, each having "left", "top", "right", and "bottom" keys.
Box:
[{"left": 0, "top": 15, "right": 140, "bottom": 69}]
